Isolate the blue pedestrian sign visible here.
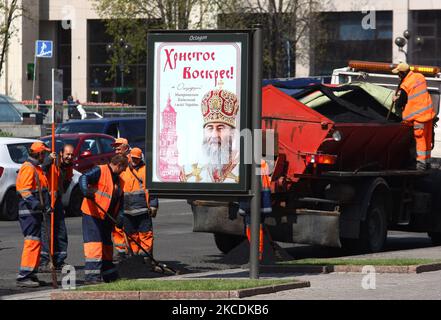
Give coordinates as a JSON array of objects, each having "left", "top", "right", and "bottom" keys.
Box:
[{"left": 35, "top": 40, "right": 53, "bottom": 58}]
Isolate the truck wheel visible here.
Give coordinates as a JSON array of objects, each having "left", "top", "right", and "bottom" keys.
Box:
[
  {"left": 428, "top": 232, "right": 441, "bottom": 246},
  {"left": 213, "top": 233, "right": 246, "bottom": 254},
  {"left": 66, "top": 186, "right": 83, "bottom": 217},
  {"left": 359, "top": 197, "right": 388, "bottom": 253},
  {"left": 1, "top": 189, "right": 18, "bottom": 221}
]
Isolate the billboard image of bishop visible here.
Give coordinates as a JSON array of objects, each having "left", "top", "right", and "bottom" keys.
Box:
[{"left": 146, "top": 31, "right": 251, "bottom": 195}]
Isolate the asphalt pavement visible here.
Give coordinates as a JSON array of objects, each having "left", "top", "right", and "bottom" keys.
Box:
[{"left": 1, "top": 199, "right": 441, "bottom": 300}]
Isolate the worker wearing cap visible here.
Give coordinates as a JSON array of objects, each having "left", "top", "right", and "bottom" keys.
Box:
[
  {"left": 16, "top": 142, "right": 51, "bottom": 287},
  {"left": 393, "top": 62, "right": 436, "bottom": 170},
  {"left": 111, "top": 137, "right": 131, "bottom": 259},
  {"left": 79, "top": 154, "right": 128, "bottom": 284},
  {"left": 120, "top": 148, "right": 158, "bottom": 266}
]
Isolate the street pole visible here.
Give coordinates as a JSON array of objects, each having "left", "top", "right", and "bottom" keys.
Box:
[
  {"left": 250, "top": 25, "right": 263, "bottom": 280},
  {"left": 32, "top": 44, "right": 37, "bottom": 111}
]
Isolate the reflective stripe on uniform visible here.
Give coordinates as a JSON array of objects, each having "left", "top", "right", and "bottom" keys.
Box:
[
  {"left": 19, "top": 209, "right": 40, "bottom": 216},
  {"left": 19, "top": 266, "right": 35, "bottom": 272},
  {"left": 409, "top": 89, "right": 428, "bottom": 101},
  {"left": 84, "top": 270, "right": 101, "bottom": 275},
  {"left": 85, "top": 258, "right": 102, "bottom": 263},
  {"left": 403, "top": 103, "right": 433, "bottom": 120},
  {"left": 414, "top": 123, "right": 425, "bottom": 129},
  {"left": 25, "top": 236, "right": 40, "bottom": 241},
  {"left": 125, "top": 208, "right": 148, "bottom": 215},
  {"left": 95, "top": 190, "right": 112, "bottom": 199},
  {"left": 417, "top": 150, "right": 431, "bottom": 156}
]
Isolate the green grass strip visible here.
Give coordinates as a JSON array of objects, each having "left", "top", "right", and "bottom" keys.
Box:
[
  {"left": 79, "top": 279, "right": 295, "bottom": 292},
  {"left": 278, "top": 258, "right": 441, "bottom": 266}
]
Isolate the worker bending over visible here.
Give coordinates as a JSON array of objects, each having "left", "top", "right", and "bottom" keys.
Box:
[
  {"left": 393, "top": 62, "right": 436, "bottom": 170},
  {"left": 80, "top": 154, "right": 128, "bottom": 284}
]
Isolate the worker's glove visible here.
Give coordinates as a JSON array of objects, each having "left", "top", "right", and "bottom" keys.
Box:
[
  {"left": 84, "top": 191, "right": 95, "bottom": 200},
  {"left": 115, "top": 215, "right": 124, "bottom": 229},
  {"left": 149, "top": 207, "right": 158, "bottom": 218}
]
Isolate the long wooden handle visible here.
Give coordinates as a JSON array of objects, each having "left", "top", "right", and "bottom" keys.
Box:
[{"left": 35, "top": 171, "right": 58, "bottom": 289}]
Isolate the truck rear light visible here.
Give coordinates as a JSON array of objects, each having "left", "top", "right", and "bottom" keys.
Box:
[
  {"left": 0, "top": 167, "right": 4, "bottom": 178},
  {"left": 305, "top": 154, "right": 337, "bottom": 165}
]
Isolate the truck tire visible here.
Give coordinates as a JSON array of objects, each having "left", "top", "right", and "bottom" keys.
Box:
[
  {"left": 213, "top": 233, "right": 246, "bottom": 254},
  {"left": 428, "top": 232, "right": 441, "bottom": 246},
  {"left": 1, "top": 189, "right": 18, "bottom": 221},
  {"left": 66, "top": 186, "right": 83, "bottom": 217},
  {"left": 359, "top": 196, "right": 388, "bottom": 253}
]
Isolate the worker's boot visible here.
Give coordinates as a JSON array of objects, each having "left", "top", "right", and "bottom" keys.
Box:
[
  {"left": 116, "top": 251, "right": 128, "bottom": 263},
  {"left": 16, "top": 276, "right": 40, "bottom": 288},
  {"left": 416, "top": 160, "right": 427, "bottom": 171}
]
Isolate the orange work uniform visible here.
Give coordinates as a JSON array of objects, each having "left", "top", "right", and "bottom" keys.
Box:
[
  {"left": 400, "top": 71, "right": 435, "bottom": 162},
  {"left": 80, "top": 164, "right": 124, "bottom": 283},
  {"left": 120, "top": 163, "right": 158, "bottom": 256},
  {"left": 16, "top": 158, "right": 50, "bottom": 281}
]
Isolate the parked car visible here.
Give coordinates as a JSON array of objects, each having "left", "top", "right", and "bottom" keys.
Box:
[
  {"left": 55, "top": 118, "right": 146, "bottom": 151},
  {"left": 40, "top": 133, "right": 116, "bottom": 173},
  {"left": 0, "top": 138, "right": 81, "bottom": 220},
  {"left": 0, "top": 94, "right": 33, "bottom": 123}
]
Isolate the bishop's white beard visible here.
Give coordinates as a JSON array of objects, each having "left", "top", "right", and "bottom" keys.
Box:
[{"left": 202, "top": 135, "right": 233, "bottom": 173}]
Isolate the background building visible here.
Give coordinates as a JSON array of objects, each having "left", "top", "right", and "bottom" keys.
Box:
[{"left": 1, "top": 0, "right": 441, "bottom": 105}]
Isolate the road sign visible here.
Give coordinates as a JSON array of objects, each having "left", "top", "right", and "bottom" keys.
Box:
[{"left": 35, "top": 40, "right": 53, "bottom": 58}]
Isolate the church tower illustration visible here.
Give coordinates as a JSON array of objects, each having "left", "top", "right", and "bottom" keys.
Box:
[{"left": 159, "top": 94, "right": 180, "bottom": 181}]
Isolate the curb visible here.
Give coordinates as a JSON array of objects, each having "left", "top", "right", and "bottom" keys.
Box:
[
  {"left": 50, "top": 281, "right": 310, "bottom": 300},
  {"left": 260, "top": 263, "right": 441, "bottom": 274}
]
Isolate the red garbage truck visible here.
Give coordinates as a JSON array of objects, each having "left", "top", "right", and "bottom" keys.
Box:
[{"left": 191, "top": 62, "right": 441, "bottom": 253}]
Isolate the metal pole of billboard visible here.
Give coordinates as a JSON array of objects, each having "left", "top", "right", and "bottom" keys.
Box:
[{"left": 250, "top": 25, "right": 263, "bottom": 280}]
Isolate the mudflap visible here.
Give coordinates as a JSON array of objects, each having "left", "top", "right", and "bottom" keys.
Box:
[
  {"left": 265, "top": 208, "right": 342, "bottom": 248},
  {"left": 191, "top": 201, "right": 244, "bottom": 236}
]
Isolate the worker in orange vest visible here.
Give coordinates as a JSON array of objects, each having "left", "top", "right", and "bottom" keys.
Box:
[
  {"left": 393, "top": 62, "right": 436, "bottom": 170},
  {"left": 79, "top": 154, "right": 128, "bottom": 284},
  {"left": 16, "top": 141, "right": 51, "bottom": 287},
  {"left": 39, "top": 144, "right": 74, "bottom": 272},
  {"left": 120, "top": 148, "right": 159, "bottom": 266},
  {"left": 111, "top": 137, "right": 131, "bottom": 260},
  {"left": 238, "top": 160, "right": 272, "bottom": 261}
]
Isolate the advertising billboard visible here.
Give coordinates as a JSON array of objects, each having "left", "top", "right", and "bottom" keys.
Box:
[{"left": 146, "top": 31, "right": 252, "bottom": 195}]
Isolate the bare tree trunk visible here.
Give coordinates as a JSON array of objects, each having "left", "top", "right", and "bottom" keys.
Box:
[{"left": 0, "top": 0, "right": 19, "bottom": 78}]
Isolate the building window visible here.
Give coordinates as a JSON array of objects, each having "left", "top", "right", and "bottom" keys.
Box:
[
  {"left": 411, "top": 11, "right": 441, "bottom": 66},
  {"left": 312, "top": 11, "right": 393, "bottom": 76},
  {"left": 88, "top": 20, "right": 147, "bottom": 105}
]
